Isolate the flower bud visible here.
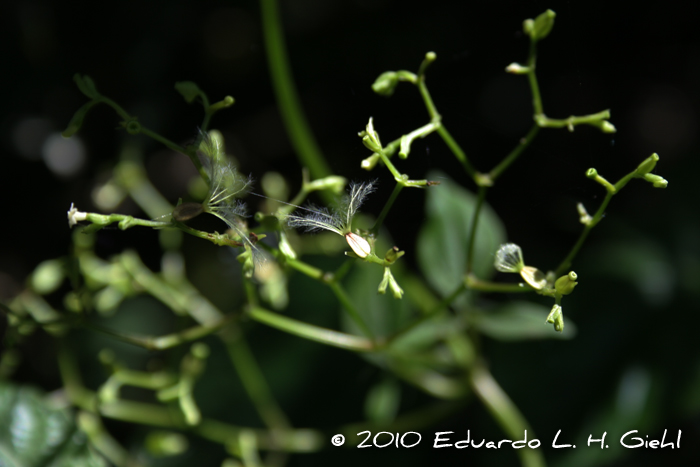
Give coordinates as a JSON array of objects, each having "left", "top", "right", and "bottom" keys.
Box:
[
  {"left": 378, "top": 267, "right": 390, "bottom": 294},
  {"left": 546, "top": 304, "right": 562, "bottom": 324},
  {"left": 494, "top": 243, "right": 524, "bottom": 273},
  {"left": 361, "top": 153, "right": 380, "bottom": 171},
  {"left": 384, "top": 246, "right": 405, "bottom": 264},
  {"left": 74, "top": 74, "right": 99, "bottom": 99},
  {"left": 372, "top": 71, "right": 400, "bottom": 97},
  {"left": 636, "top": 153, "right": 659, "bottom": 175},
  {"left": 555, "top": 271, "right": 578, "bottom": 295},
  {"left": 305, "top": 175, "right": 347, "bottom": 194},
  {"left": 62, "top": 101, "right": 97, "bottom": 137},
  {"left": 30, "top": 259, "right": 65, "bottom": 295},
  {"left": 643, "top": 173, "right": 668, "bottom": 188},
  {"left": 505, "top": 62, "right": 531, "bottom": 74},
  {"left": 527, "top": 9, "right": 556, "bottom": 41},
  {"left": 577, "top": 203, "right": 592, "bottom": 225},
  {"left": 174, "top": 81, "right": 202, "bottom": 103}
]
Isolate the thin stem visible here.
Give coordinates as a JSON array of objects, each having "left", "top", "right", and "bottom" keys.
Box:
[
  {"left": 470, "top": 362, "right": 545, "bottom": 467},
  {"left": 436, "top": 126, "right": 476, "bottom": 179},
  {"left": 526, "top": 40, "right": 543, "bottom": 116},
  {"left": 371, "top": 182, "right": 403, "bottom": 233},
  {"left": 247, "top": 306, "right": 378, "bottom": 352},
  {"left": 81, "top": 315, "right": 235, "bottom": 351},
  {"left": 465, "top": 274, "right": 533, "bottom": 293},
  {"left": 260, "top": 0, "right": 334, "bottom": 204},
  {"left": 329, "top": 282, "right": 374, "bottom": 340},
  {"left": 554, "top": 170, "right": 637, "bottom": 276},
  {"left": 465, "top": 186, "right": 487, "bottom": 274},
  {"left": 416, "top": 77, "right": 441, "bottom": 121},
  {"left": 489, "top": 124, "right": 540, "bottom": 182},
  {"left": 221, "top": 329, "right": 291, "bottom": 430}
]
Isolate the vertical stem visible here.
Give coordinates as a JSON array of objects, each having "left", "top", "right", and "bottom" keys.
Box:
[
  {"left": 527, "top": 41, "right": 544, "bottom": 116},
  {"left": 371, "top": 182, "right": 403, "bottom": 233},
  {"left": 260, "top": 0, "right": 334, "bottom": 204},
  {"left": 465, "top": 186, "right": 487, "bottom": 274}
]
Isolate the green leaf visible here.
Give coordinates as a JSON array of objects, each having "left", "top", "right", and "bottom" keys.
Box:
[
  {"left": 471, "top": 301, "right": 577, "bottom": 341},
  {"left": 0, "top": 382, "right": 108, "bottom": 467},
  {"left": 417, "top": 171, "right": 506, "bottom": 298}
]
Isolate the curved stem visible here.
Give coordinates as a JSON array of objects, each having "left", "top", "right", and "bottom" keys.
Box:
[{"left": 260, "top": 0, "right": 333, "bottom": 203}]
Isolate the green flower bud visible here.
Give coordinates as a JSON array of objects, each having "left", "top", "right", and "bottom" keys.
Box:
[
  {"left": 146, "top": 431, "right": 189, "bottom": 458},
  {"left": 384, "top": 246, "right": 405, "bottom": 264},
  {"left": 174, "top": 81, "right": 203, "bottom": 103},
  {"left": 361, "top": 153, "right": 381, "bottom": 171},
  {"left": 494, "top": 243, "right": 525, "bottom": 273},
  {"left": 191, "top": 342, "right": 210, "bottom": 360},
  {"left": 30, "top": 259, "right": 65, "bottom": 295},
  {"left": 305, "top": 175, "right": 348, "bottom": 194},
  {"left": 636, "top": 153, "right": 659, "bottom": 175},
  {"left": 372, "top": 71, "right": 400, "bottom": 97},
  {"left": 278, "top": 230, "right": 297, "bottom": 259},
  {"left": 555, "top": 271, "right": 578, "bottom": 295},
  {"left": 62, "top": 101, "right": 98, "bottom": 137},
  {"left": 527, "top": 9, "right": 556, "bottom": 42},
  {"left": 74, "top": 74, "right": 99, "bottom": 99},
  {"left": 378, "top": 267, "right": 390, "bottom": 295},
  {"left": 388, "top": 270, "right": 404, "bottom": 299},
  {"left": 546, "top": 304, "right": 562, "bottom": 324},
  {"left": 399, "top": 134, "right": 411, "bottom": 159},
  {"left": 643, "top": 173, "right": 668, "bottom": 188},
  {"left": 598, "top": 121, "right": 617, "bottom": 133}
]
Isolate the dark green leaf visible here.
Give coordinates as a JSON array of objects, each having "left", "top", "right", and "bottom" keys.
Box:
[{"left": 417, "top": 171, "right": 506, "bottom": 298}]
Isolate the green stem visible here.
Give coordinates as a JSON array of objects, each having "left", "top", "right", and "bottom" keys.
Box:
[
  {"left": 526, "top": 41, "right": 543, "bottom": 116},
  {"left": 470, "top": 362, "right": 545, "bottom": 467},
  {"left": 221, "top": 329, "right": 291, "bottom": 430},
  {"left": 371, "top": 182, "right": 403, "bottom": 233},
  {"left": 329, "top": 282, "right": 374, "bottom": 340},
  {"left": 489, "top": 124, "right": 540, "bottom": 182},
  {"left": 554, "top": 169, "right": 637, "bottom": 276},
  {"left": 247, "top": 306, "right": 378, "bottom": 352},
  {"left": 260, "top": 0, "right": 334, "bottom": 203},
  {"left": 466, "top": 274, "right": 533, "bottom": 293},
  {"left": 82, "top": 315, "right": 235, "bottom": 351},
  {"left": 465, "top": 186, "right": 487, "bottom": 274},
  {"left": 436, "top": 126, "right": 476, "bottom": 178}
]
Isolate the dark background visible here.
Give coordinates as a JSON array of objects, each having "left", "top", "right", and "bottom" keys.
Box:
[{"left": 2, "top": 0, "right": 699, "bottom": 465}]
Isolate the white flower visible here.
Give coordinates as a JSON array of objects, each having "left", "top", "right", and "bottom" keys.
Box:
[
  {"left": 67, "top": 203, "right": 87, "bottom": 228},
  {"left": 494, "top": 243, "right": 524, "bottom": 273}
]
